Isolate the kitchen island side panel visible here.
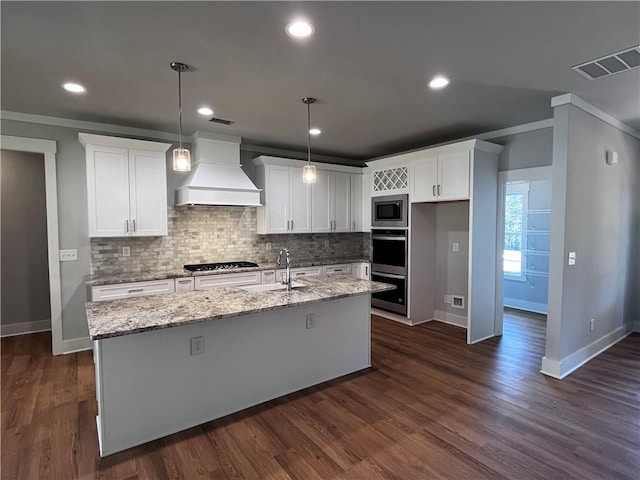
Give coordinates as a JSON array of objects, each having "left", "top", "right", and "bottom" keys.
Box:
[{"left": 95, "top": 294, "right": 371, "bottom": 456}]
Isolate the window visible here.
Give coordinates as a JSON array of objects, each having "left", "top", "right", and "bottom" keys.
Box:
[{"left": 504, "top": 182, "right": 529, "bottom": 280}]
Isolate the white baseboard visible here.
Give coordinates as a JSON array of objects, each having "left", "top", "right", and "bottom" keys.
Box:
[
  {"left": 371, "top": 308, "right": 432, "bottom": 326},
  {"left": 62, "top": 336, "right": 92, "bottom": 354},
  {"left": 434, "top": 310, "right": 467, "bottom": 328},
  {"left": 1, "top": 319, "right": 51, "bottom": 337},
  {"left": 540, "top": 324, "right": 634, "bottom": 379},
  {"left": 503, "top": 298, "right": 547, "bottom": 315}
]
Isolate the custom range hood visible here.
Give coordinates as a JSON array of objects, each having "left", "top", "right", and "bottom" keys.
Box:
[{"left": 175, "top": 132, "right": 261, "bottom": 206}]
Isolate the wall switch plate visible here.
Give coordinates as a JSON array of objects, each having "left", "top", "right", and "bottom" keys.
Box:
[
  {"left": 266, "top": 242, "right": 272, "bottom": 251},
  {"left": 306, "top": 313, "right": 316, "bottom": 329},
  {"left": 452, "top": 242, "right": 459, "bottom": 252},
  {"left": 589, "top": 318, "right": 595, "bottom": 332},
  {"left": 190, "top": 336, "right": 204, "bottom": 355},
  {"left": 568, "top": 251, "right": 576, "bottom": 266},
  {"left": 122, "top": 246, "right": 131, "bottom": 257},
  {"left": 444, "top": 295, "right": 452, "bottom": 304},
  {"left": 59, "top": 249, "right": 78, "bottom": 262}
]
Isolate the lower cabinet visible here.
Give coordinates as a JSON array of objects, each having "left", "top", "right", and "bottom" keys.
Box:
[
  {"left": 194, "top": 272, "right": 261, "bottom": 290},
  {"left": 323, "top": 264, "right": 352, "bottom": 275},
  {"left": 175, "top": 278, "right": 194, "bottom": 292},
  {"left": 276, "top": 266, "right": 323, "bottom": 280},
  {"left": 352, "top": 262, "right": 371, "bottom": 280},
  {"left": 90, "top": 279, "right": 175, "bottom": 302}
]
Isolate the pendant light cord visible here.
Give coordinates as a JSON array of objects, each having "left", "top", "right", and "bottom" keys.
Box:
[
  {"left": 178, "top": 67, "right": 183, "bottom": 150},
  {"left": 307, "top": 101, "right": 311, "bottom": 165}
]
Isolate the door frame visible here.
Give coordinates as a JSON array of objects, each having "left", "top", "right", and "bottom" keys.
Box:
[
  {"left": 1, "top": 135, "right": 63, "bottom": 355},
  {"left": 494, "top": 166, "right": 552, "bottom": 336}
]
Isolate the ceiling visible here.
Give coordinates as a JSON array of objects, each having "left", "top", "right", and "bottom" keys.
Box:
[{"left": 2, "top": 2, "right": 639, "bottom": 161}]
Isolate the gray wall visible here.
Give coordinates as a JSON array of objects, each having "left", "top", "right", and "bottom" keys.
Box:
[
  {"left": 503, "top": 178, "right": 551, "bottom": 313},
  {"left": 1, "top": 150, "right": 51, "bottom": 327},
  {"left": 546, "top": 105, "right": 639, "bottom": 365},
  {"left": 492, "top": 127, "right": 553, "bottom": 171},
  {"left": 435, "top": 201, "right": 470, "bottom": 316}
]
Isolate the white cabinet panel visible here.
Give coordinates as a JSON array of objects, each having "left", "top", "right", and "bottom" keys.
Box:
[
  {"left": 289, "top": 167, "right": 312, "bottom": 233},
  {"left": 412, "top": 156, "right": 438, "bottom": 202},
  {"left": 265, "top": 165, "right": 289, "bottom": 234},
  {"left": 175, "top": 277, "right": 194, "bottom": 292},
  {"left": 313, "top": 171, "right": 351, "bottom": 233},
  {"left": 438, "top": 150, "right": 470, "bottom": 200},
  {"left": 312, "top": 170, "right": 332, "bottom": 233},
  {"left": 350, "top": 174, "right": 363, "bottom": 232},
  {"left": 129, "top": 149, "right": 168, "bottom": 236},
  {"left": 261, "top": 270, "right": 276, "bottom": 285},
  {"left": 351, "top": 262, "right": 371, "bottom": 280},
  {"left": 333, "top": 172, "right": 351, "bottom": 232},
  {"left": 194, "top": 272, "right": 261, "bottom": 290},
  {"left": 91, "top": 279, "right": 175, "bottom": 302},
  {"left": 323, "top": 264, "right": 352, "bottom": 275},
  {"left": 277, "top": 266, "right": 322, "bottom": 279}
]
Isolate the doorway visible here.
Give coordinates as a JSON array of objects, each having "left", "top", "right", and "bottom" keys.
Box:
[
  {"left": 0, "top": 136, "right": 62, "bottom": 354},
  {"left": 495, "top": 166, "right": 552, "bottom": 337}
]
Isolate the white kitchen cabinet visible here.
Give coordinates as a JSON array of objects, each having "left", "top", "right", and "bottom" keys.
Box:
[
  {"left": 351, "top": 262, "right": 371, "bottom": 280},
  {"left": 350, "top": 174, "right": 363, "bottom": 232},
  {"left": 312, "top": 170, "right": 351, "bottom": 233},
  {"left": 194, "top": 271, "right": 261, "bottom": 290},
  {"left": 91, "top": 279, "right": 175, "bottom": 302},
  {"left": 254, "top": 161, "right": 312, "bottom": 234},
  {"left": 80, "top": 133, "right": 170, "bottom": 237},
  {"left": 261, "top": 270, "right": 276, "bottom": 285},
  {"left": 276, "top": 266, "right": 322, "bottom": 280},
  {"left": 323, "top": 264, "right": 352, "bottom": 275},
  {"left": 412, "top": 150, "right": 470, "bottom": 202}
]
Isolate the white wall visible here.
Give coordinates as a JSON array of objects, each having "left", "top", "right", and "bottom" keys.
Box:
[
  {"left": 544, "top": 103, "right": 639, "bottom": 378},
  {"left": 493, "top": 127, "right": 553, "bottom": 171}
]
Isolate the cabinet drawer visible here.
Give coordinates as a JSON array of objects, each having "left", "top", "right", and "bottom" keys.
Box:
[
  {"left": 175, "top": 277, "right": 195, "bottom": 292},
  {"left": 277, "top": 266, "right": 322, "bottom": 280},
  {"left": 323, "top": 264, "right": 352, "bottom": 275},
  {"left": 91, "top": 279, "right": 175, "bottom": 302},
  {"left": 261, "top": 270, "right": 276, "bottom": 285},
  {"left": 194, "top": 271, "right": 261, "bottom": 290}
]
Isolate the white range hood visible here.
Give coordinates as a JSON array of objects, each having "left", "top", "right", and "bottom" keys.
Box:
[{"left": 175, "top": 132, "right": 262, "bottom": 206}]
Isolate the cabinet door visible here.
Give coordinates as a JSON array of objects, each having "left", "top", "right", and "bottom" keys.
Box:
[
  {"left": 412, "top": 156, "right": 438, "bottom": 202},
  {"left": 332, "top": 172, "right": 351, "bottom": 232},
  {"left": 350, "top": 174, "right": 363, "bottom": 232},
  {"left": 438, "top": 150, "right": 470, "bottom": 201},
  {"left": 86, "top": 145, "right": 131, "bottom": 237},
  {"left": 289, "top": 167, "right": 312, "bottom": 233},
  {"left": 311, "top": 170, "right": 332, "bottom": 233},
  {"left": 362, "top": 172, "right": 372, "bottom": 232},
  {"left": 265, "top": 165, "right": 290, "bottom": 234},
  {"left": 129, "top": 149, "right": 168, "bottom": 236}
]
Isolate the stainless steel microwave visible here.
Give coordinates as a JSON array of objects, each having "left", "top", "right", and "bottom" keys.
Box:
[{"left": 371, "top": 194, "right": 408, "bottom": 228}]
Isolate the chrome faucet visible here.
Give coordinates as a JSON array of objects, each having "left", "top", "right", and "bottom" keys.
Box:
[{"left": 277, "top": 247, "right": 292, "bottom": 291}]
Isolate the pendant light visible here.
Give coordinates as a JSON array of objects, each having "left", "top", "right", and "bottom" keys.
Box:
[
  {"left": 170, "top": 61, "right": 191, "bottom": 172},
  {"left": 302, "top": 97, "right": 317, "bottom": 184}
]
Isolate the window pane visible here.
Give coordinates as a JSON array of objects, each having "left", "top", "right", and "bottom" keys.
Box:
[
  {"left": 504, "top": 250, "right": 522, "bottom": 273},
  {"left": 504, "top": 191, "right": 524, "bottom": 275}
]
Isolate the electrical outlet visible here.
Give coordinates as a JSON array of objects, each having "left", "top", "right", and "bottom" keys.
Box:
[
  {"left": 122, "top": 246, "right": 131, "bottom": 257},
  {"left": 266, "top": 242, "right": 272, "bottom": 251},
  {"left": 589, "top": 318, "right": 595, "bottom": 332},
  {"left": 444, "top": 295, "right": 452, "bottom": 304},
  {"left": 190, "top": 336, "right": 204, "bottom": 355},
  {"left": 568, "top": 251, "right": 576, "bottom": 266},
  {"left": 452, "top": 242, "right": 459, "bottom": 252},
  {"left": 306, "top": 313, "right": 316, "bottom": 329},
  {"left": 59, "top": 249, "right": 78, "bottom": 262}
]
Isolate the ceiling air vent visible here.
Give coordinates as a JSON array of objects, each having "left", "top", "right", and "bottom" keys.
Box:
[
  {"left": 208, "top": 117, "right": 234, "bottom": 125},
  {"left": 573, "top": 46, "right": 640, "bottom": 80}
]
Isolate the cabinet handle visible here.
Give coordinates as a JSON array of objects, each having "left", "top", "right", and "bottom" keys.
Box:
[
  {"left": 132, "top": 219, "right": 136, "bottom": 232},
  {"left": 437, "top": 184, "right": 441, "bottom": 196},
  {"left": 178, "top": 280, "right": 190, "bottom": 284},
  {"left": 297, "top": 272, "right": 306, "bottom": 275},
  {"left": 432, "top": 185, "right": 436, "bottom": 196},
  {"left": 365, "top": 265, "right": 369, "bottom": 276},
  {"left": 290, "top": 220, "right": 293, "bottom": 230},
  {"left": 125, "top": 219, "right": 129, "bottom": 233},
  {"left": 335, "top": 269, "right": 343, "bottom": 272},
  {"left": 128, "top": 288, "right": 144, "bottom": 293}
]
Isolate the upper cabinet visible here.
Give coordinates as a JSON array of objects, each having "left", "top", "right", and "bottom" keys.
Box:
[
  {"left": 312, "top": 170, "right": 351, "bottom": 233},
  {"left": 412, "top": 150, "right": 470, "bottom": 202},
  {"left": 253, "top": 156, "right": 363, "bottom": 234},
  {"left": 80, "top": 133, "right": 170, "bottom": 238}
]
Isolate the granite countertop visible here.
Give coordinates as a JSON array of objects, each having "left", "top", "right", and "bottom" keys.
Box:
[
  {"left": 86, "top": 274, "right": 393, "bottom": 340},
  {"left": 86, "top": 258, "right": 371, "bottom": 286}
]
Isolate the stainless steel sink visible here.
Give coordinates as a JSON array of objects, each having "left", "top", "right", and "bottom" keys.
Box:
[{"left": 239, "top": 281, "right": 307, "bottom": 293}]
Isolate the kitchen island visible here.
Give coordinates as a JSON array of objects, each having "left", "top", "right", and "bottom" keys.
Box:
[{"left": 86, "top": 275, "right": 392, "bottom": 457}]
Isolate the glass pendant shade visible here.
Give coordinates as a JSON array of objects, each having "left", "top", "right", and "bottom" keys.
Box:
[
  {"left": 303, "top": 164, "right": 317, "bottom": 184},
  {"left": 173, "top": 147, "right": 191, "bottom": 172}
]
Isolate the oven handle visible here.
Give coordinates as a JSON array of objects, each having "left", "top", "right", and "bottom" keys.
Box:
[
  {"left": 371, "top": 271, "right": 406, "bottom": 280},
  {"left": 371, "top": 235, "right": 406, "bottom": 241}
]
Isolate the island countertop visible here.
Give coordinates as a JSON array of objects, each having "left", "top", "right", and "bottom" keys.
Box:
[{"left": 86, "top": 274, "right": 393, "bottom": 340}]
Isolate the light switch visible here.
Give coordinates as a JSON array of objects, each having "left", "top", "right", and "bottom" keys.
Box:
[
  {"left": 59, "top": 249, "right": 78, "bottom": 262},
  {"left": 568, "top": 251, "right": 576, "bottom": 266},
  {"left": 452, "top": 242, "right": 459, "bottom": 252}
]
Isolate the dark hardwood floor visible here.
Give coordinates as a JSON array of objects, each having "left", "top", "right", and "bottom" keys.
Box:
[{"left": 2, "top": 312, "right": 639, "bottom": 479}]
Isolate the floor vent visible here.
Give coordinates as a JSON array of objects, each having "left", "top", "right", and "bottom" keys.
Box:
[{"left": 573, "top": 46, "right": 640, "bottom": 80}]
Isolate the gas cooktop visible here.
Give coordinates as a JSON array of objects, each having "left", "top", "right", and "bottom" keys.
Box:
[{"left": 183, "top": 261, "right": 259, "bottom": 272}]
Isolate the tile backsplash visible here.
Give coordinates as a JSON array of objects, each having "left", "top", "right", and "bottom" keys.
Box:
[{"left": 90, "top": 206, "right": 370, "bottom": 275}]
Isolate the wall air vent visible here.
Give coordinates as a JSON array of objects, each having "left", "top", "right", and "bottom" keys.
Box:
[
  {"left": 208, "top": 117, "right": 234, "bottom": 125},
  {"left": 573, "top": 46, "right": 640, "bottom": 80}
]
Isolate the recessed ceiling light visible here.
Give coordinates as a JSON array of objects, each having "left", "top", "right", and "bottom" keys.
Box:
[
  {"left": 197, "top": 106, "right": 214, "bottom": 116},
  {"left": 286, "top": 21, "right": 315, "bottom": 38},
  {"left": 309, "top": 128, "right": 321, "bottom": 136},
  {"left": 63, "top": 82, "right": 86, "bottom": 93},
  {"left": 428, "top": 76, "right": 450, "bottom": 89}
]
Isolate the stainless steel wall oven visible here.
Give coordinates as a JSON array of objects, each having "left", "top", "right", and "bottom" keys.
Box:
[{"left": 371, "top": 228, "right": 408, "bottom": 315}]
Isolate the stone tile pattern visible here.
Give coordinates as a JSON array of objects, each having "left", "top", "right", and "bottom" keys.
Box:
[
  {"left": 90, "top": 206, "right": 370, "bottom": 275},
  {"left": 86, "top": 274, "right": 394, "bottom": 340}
]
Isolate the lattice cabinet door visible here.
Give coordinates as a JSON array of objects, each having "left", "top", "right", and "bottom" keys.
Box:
[{"left": 371, "top": 166, "right": 409, "bottom": 195}]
